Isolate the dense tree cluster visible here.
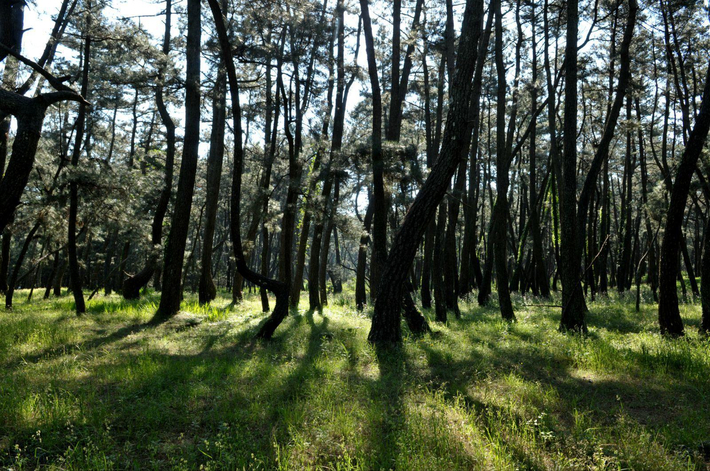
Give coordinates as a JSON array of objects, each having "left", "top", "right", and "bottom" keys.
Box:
[{"left": 0, "top": 0, "right": 709, "bottom": 342}]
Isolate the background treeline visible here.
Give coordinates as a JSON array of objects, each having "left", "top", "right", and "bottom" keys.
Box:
[{"left": 0, "top": 0, "right": 709, "bottom": 341}]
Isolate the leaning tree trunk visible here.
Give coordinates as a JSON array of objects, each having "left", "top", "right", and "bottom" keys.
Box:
[
  {"left": 5, "top": 221, "right": 39, "bottom": 309},
  {"left": 658, "top": 66, "right": 710, "bottom": 336},
  {"left": 369, "top": 0, "right": 484, "bottom": 344}
]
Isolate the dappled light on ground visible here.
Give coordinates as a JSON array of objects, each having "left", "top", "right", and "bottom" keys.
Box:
[{"left": 1, "top": 290, "right": 709, "bottom": 469}]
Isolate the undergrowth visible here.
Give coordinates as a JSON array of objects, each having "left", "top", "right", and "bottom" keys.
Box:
[{"left": 0, "top": 288, "right": 708, "bottom": 470}]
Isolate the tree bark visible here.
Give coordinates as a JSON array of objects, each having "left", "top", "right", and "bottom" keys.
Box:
[
  {"left": 198, "top": 58, "right": 226, "bottom": 305},
  {"left": 369, "top": 0, "right": 484, "bottom": 343},
  {"left": 658, "top": 67, "right": 710, "bottom": 336},
  {"left": 153, "top": 0, "right": 201, "bottom": 322},
  {"left": 207, "top": 0, "right": 289, "bottom": 339},
  {"left": 67, "top": 9, "right": 92, "bottom": 315}
]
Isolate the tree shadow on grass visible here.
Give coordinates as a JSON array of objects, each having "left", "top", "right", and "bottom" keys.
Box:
[
  {"left": 4, "top": 321, "right": 150, "bottom": 368},
  {"left": 366, "top": 342, "right": 406, "bottom": 470},
  {"left": 416, "top": 329, "right": 710, "bottom": 467}
]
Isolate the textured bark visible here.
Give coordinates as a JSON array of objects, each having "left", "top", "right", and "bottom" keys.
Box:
[
  {"left": 207, "top": 0, "right": 288, "bottom": 339},
  {"left": 658, "top": 67, "right": 710, "bottom": 336},
  {"left": 359, "top": 0, "right": 386, "bottom": 295},
  {"left": 198, "top": 60, "right": 226, "bottom": 305},
  {"left": 557, "top": 0, "right": 587, "bottom": 332},
  {"left": 369, "top": 0, "right": 484, "bottom": 344},
  {"left": 493, "top": 0, "right": 514, "bottom": 322},
  {"left": 153, "top": 0, "right": 201, "bottom": 322}
]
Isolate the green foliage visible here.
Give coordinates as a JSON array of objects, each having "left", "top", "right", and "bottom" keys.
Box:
[{"left": 1, "top": 292, "right": 709, "bottom": 469}]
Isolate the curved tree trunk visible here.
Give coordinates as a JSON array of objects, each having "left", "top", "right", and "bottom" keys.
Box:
[
  {"left": 207, "top": 0, "right": 289, "bottom": 339},
  {"left": 123, "top": 0, "right": 175, "bottom": 300},
  {"left": 658, "top": 67, "right": 710, "bottom": 336}
]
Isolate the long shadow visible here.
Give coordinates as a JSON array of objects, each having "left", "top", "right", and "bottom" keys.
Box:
[
  {"left": 419, "top": 345, "right": 544, "bottom": 470},
  {"left": 366, "top": 342, "right": 406, "bottom": 470},
  {"left": 4, "top": 321, "right": 150, "bottom": 368},
  {"left": 417, "top": 327, "right": 710, "bottom": 465}
]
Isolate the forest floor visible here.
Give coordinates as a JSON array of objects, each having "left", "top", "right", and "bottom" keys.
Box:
[{"left": 1, "top": 288, "right": 709, "bottom": 470}]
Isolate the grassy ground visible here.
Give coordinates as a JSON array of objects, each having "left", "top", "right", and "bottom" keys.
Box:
[{"left": 1, "top": 288, "right": 709, "bottom": 470}]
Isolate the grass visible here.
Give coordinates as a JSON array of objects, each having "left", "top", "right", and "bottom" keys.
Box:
[{"left": 1, "top": 288, "right": 709, "bottom": 470}]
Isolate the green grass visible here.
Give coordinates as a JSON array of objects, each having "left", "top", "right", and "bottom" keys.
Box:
[{"left": 1, "top": 288, "right": 709, "bottom": 469}]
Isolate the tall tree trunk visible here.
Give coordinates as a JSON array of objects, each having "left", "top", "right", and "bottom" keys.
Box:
[
  {"left": 369, "top": 0, "right": 484, "bottom": 343},
  {"left": 493, "top": 0, "right": 515, "bottom": 321},
  {"left": 207, "top": 0, "right": 289, "bottom": 339},
  {"left": 198, "top": 58, "right": 226, "bottom": 305},
  {"left": 153, "top": 0, "right": 201, "bottom": 322},
  {"left": 68, "top": 8, "right": 92, "bottom": 315},
  {"left": 359, "top": 0, "right": 386, "bottom": 295},
  {"left": 658, "top": 67, "right": 710, "bottom": 336}
]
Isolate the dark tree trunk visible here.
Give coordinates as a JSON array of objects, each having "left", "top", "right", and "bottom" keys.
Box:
[
  {"left": 260, "top": 224, "right": 270, "bottom": 312},
  {"left": 702, "top": 213, "right": 710, "bottom": 334},
  {"left": 369, "top": 0, "right": 484, "bottom": 344},
  {"left": 355, "top": 201, "right": 373, "bottom": 311},
  {"left": 319, "top": 175, "right": 340, "bottom": 307},
  {"left": 433, "top": 202, "right": 447, "bottom": 322},
  {"left": 5, "top": 221, "right": 39, "bottom": 309},
  {"left": 527, "top": 0, "right": 550, "bottom": 299},
  {"left": 199, "top": 59, "right": 226, "bottom": 305},
  {"left": 44, "top": 250, "right": 59, "bottom": 299},
  {"left": 207, "top": 0, "right": 289, "bottom": 339},
  {"left": 493, "top": 0, "right": 515, "bottom": 322},
  {"left": 123, "top": 0, "right": 176, "bottom": 300},
  {"left": 557, "top": 0, "right": 588, "bottom": 332},
  {"left": 68, "top": 11, "right": 92, "bottom": 315},
  {"left": 658, "top": 67, "right": 710, "bottom": 336},
  {"left": 153, "top": 0, "right": 201, "bottom": 322},
  {"left": 0, "top": 229, "right": 10, "bottom": 294},
  {"left": 359, "top": 0, "right": 386, "bottom": 295}
]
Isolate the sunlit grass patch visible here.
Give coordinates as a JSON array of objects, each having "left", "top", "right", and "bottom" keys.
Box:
[{"left": 1, "top": 290, "right": 709, "bottom": 469}]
